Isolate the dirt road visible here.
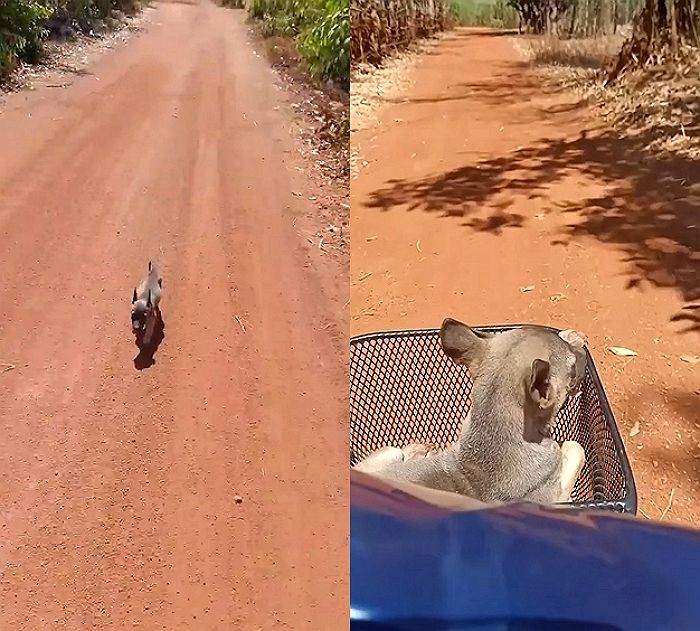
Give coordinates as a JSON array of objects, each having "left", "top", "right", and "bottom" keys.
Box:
[
  {"left": 0, "top": 2, "right": 346, "bottom": 628},
  {"left": 351, "top": 30, "right": 699, "bottom": 524}
]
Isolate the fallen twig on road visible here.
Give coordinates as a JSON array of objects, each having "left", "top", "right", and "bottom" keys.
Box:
[{"left": 660, "top": 488, "right": 675, "bottom": 520}]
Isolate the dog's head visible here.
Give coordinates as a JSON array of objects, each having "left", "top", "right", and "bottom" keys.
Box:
[
  {"left": 131, "top": 289, "right": 152, "bottom": 334},
  {"left": 440, "top": 319, "right": 587, "bottom": 440}
]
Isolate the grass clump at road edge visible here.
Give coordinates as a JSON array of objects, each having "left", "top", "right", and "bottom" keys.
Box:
[
  {"left": 248, "top": 0, "right": 349, "bottom": 89},
  {"left": 298, "top": 0, "right": 348, "bottom": 88},
  {"left": 522, "top": 33, "right": 700, "bottom": 160},
  {"left": 528, "top": 34, "right": 624, "bottom": 70}
]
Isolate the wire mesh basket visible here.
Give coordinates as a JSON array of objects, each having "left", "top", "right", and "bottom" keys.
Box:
[{"left": 350, "top": 326, "right": 637, "bottom": 514}]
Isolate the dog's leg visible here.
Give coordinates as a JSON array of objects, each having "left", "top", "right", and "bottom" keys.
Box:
[
  {"left": 401, "top": 443, "right": 434, "bottom": 461},
  {"left": 354, "top": 446, "right": 405, "bottom": 474},
  {"left": 143, "top": 311, "right": 156, "bottom": 346},
  {"left": 558, "top": 441, "right": 586, "bottom": 502}
]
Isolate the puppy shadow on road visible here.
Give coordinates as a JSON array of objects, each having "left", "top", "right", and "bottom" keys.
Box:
[{"left": 134, "top": 316, "right": 166, "bottom": 370}]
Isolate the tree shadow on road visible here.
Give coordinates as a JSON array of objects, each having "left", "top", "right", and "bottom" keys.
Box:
[
  {"left": 385, "top": 68, "right": 579, "bottom": 109},
  {"left": 365, "top": 129, "right": 700, "bottom": 333}
]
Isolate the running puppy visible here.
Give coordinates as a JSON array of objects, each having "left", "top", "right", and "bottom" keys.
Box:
[
  {"left": 131, "top": 261, "right": 162, "bottom": 346},
  {"left": 354, "top": 319, "right": 588, "bottom": 505}
]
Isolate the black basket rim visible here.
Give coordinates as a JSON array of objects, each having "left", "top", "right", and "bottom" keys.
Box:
[{"left": 350, "top": 325, "right": 638, "bottom": 515}]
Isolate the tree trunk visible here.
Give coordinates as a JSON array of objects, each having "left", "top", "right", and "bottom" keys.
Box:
[
  {"left": 607, "top": 0, "right": 699, "bottom": 82},
  {"left": 584, "top": 0, "right": 590, "bottom": 36},
  {"left": 568, "top": 0, "right": 578, "bottom": 35},
  {"left": 546, "top": 0, "right": 557, "bottom": 34},
  {"left": 669, "top": 0, "right": 678, "bottom": 50},
  {"left": 603, "top": 0, "right": 615, "bottom": 33}
]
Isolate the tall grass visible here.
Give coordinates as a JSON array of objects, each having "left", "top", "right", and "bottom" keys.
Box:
[
  {"left": 450, "top": 0, "right": 518, "bottom": 28},
  {"left": 351, "top": 0, "right": 453, "bottom": 65},
  {"left": 248, "top": 0, "right": 349, "bottom": 88},
  {"left": 528, "top": 34, "right": 624, "bottom": 69},
  {"left": 299, "top": 0, "right": 348, "bottom": 85}
]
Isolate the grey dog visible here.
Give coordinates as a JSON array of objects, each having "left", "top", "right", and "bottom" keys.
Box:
[
  {"left": 131, "top": 261, "right": 162, "bottom": 346},
  {"left": 354, "top": 319, "right": 588, "bottom": 505}
]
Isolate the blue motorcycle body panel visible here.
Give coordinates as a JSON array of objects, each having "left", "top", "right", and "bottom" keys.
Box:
[{"left": 351, "top": 471, "right": 700, "bottom": 631}]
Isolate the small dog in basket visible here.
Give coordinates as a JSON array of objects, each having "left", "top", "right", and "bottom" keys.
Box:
[
  {"left": 131, "top": 261, "right": 162, "bottom": 347},
  {"left": 353, "top": 319, "right": 588, "bottom": 504}
]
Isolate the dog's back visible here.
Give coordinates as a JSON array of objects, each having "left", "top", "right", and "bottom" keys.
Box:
[
  {"left": 136, "top": 261, "right": 162, "bottom": 306},
  {"left": 356, "top": 321, "right": 588, "bottom": 504},
  {"left": 370, "top": 433, "right": 561, "bottom": 503}
]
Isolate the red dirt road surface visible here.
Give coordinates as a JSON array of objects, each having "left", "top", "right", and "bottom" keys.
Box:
[
  {"left": 351, "top": 30, "right": 699, "bottom": 524},
  {"left": 0, "top": 1, "right": 347, "bottom": 628}
]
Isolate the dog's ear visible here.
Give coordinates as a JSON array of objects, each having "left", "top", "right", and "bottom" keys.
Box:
[
  {"left": 132, "top": 288, "right": 137, "bottom": 304},
  {"left": 559, "top": 329, "right": 587, "bottom": 350},
  {"left": 147, "top": 290, "right": 152, "bottom": 308},
  {"left": 528, "top": 358, "right": 553, "bottom": 408},
  {"left": 440, "top": 318, "right": 490, "bottom": 368}
]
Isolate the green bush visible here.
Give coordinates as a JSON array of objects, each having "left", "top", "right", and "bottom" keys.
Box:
[
  {"left": 0, "top": 0, "right": 51, "bottom": 75},
  {"left": 1, "top": 0, "right": 139, "bottom": 79},
  {"left": 248, "top": 0, "right": 349, "bottom": 87}
]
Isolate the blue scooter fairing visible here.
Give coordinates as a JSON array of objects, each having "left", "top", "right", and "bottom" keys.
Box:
[{"left": 351, "top": 470, "right": 700, "bottom": 631}]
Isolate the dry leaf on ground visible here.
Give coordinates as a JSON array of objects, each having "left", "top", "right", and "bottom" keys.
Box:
[{"left": 608, "top": 346, "right": 638, "bottom": 357}]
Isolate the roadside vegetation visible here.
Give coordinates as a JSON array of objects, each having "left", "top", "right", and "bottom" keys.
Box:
[
  {"left": 511, "top": 0, "right": 699, "bottom": 159},
  {"left": 246, "top": 0, "right": 349, "bottom": 88},
  {"left": 349, "top": 0, "right": 698, "bottom": 161},
  {"left": 242, "top": 0, "right": 349, "bottom": 175},
  {"left": 451, "top": 0, "right": 518, "bottom": 28},
  {"left": 1, "top": 0, "right": 141, "bottom": 79},
  {"left": 351, "top": 0, "right": 452, "bottom": 64}
]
